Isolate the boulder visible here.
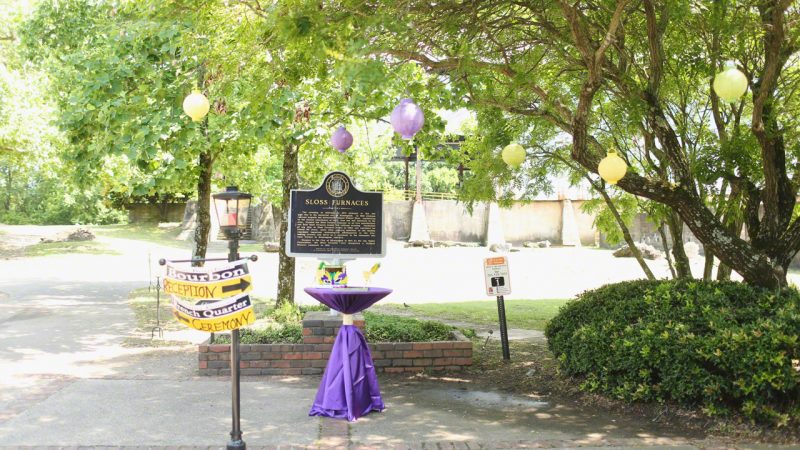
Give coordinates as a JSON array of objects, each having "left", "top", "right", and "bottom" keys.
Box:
[
  {"left": 408, "top": 240, "right": 433, "bottom": 248},
  {"left": 489, "top": 243, "right": 512, "bottom": 253},
  {"left": 263, "top": 242, "right": 280, "bottom": 253},
  {"left": 523, "top": 240, "right": 551, "bottom": 248},
  {"left": 613, "top": 243, "right": 661, "bottom": 260}
]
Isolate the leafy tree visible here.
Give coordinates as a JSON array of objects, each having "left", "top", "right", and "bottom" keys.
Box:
[
  {"left": 332, "top": 0, "right": 800, "bottom": 289},
  {"left": 21, "top": 0, "right": 268, "bottom": 257},
  {"left": 0, "top": 2, "right": 124, "bottom": 225}
]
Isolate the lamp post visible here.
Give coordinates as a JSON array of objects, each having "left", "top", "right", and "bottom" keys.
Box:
[{"left": 212, "top": 186, "right": 252, "bottom": 450}]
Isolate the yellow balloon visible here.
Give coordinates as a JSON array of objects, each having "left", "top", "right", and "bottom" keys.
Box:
[
  {"left": 713, "top": 61, "right": 748, "bottom": 102},
  {"left": 183, "top": 90, "right": 210, "bottom": 122},
  {"left": 502, "top": 143, "right": 526, "bottom": 167},
  {"left": 598, "top": 150, "right": 627, "bottom": 184}
]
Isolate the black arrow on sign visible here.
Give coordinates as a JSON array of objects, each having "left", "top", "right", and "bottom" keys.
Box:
[{"left": 222, "top": 278, "right": 251, "bottom": 294}]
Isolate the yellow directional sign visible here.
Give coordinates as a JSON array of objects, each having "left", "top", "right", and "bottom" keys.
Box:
[
  {"left": 165, "top": 260, "right": 249, "bottom": 282},
  {"left": 163, "top": 274, "right": 252, "bottom": 300},
  {"left": 171, "top": 293, "right": 255, "bottom": 332},
  {"left": 172, "top": 307, "right": 255, "bottom": 332},
  {"left": 163, "top": 259, "right": 256, "bottom": 332}
]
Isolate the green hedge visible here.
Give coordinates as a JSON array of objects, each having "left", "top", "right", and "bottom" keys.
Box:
[
  {"left": 215, "top": 324, "right": 303, "bottom": 344},
  {"left": 363, "top": 312, "right": 455, "bottom": 342},
  {"left": 545, "top": 279, "right": 800, "bottom": 425},
  {"left": 217, "top": 310, "right": 457, "bottom": 344}
]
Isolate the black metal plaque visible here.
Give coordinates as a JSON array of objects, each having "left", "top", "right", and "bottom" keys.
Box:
[{"left": 287, "top": 172, "right": 384, "bottom": 257}]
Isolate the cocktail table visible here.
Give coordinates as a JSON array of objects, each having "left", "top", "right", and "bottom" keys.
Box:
[{"left": 304, "top": 287, "right": 392, "bottom": 421}]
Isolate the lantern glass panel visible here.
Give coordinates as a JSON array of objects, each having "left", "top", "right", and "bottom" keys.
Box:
[
  {"left": 236, "top": 197, "right": 251, "bottom": 228},
  {"left": 214, "top": 197, "right": 237, "bottom": 228}
]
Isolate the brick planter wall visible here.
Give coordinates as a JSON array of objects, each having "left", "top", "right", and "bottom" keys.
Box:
[{"left": 198, "top": 311, "right": 473, "bottom": 376}]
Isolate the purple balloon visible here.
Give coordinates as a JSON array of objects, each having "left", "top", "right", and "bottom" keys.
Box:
[
  {"left": 330, "top": 126, "right": 353, "bottom": 153},
  {"left": 390, "top": 98, "right": 424, "bottom": 140}
]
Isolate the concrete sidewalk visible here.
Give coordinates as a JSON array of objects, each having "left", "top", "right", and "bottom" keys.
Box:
[{"left": 0, "top": 370, "right": 727, "bottom": 448}]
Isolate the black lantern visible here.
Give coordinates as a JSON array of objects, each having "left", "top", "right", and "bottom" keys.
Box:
[{"left": 213, "top": 186, "right": 252, "bottom": 238}]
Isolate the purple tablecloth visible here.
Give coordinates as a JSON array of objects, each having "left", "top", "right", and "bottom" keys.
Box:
[{"left": 304, "top": 287, "right": 392, "bottom": 421}]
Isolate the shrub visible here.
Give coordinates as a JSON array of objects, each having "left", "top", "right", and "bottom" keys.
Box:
[
  {"left": 545, "top": 279, "right": 800, "bottom": 425},
  {"left": 300, "top": 304, "right": 330, "bottom": 314},
  {"left": 363, "top": 312, "right": 455, "bottom": 342},
  {"left": 216, "top": 324, "right": 302, "bottom": 344},
  {"left": 262, "top": 302, "right": 329, "bottom": 323},
  {"left": 268, "top": 302, "right": 303, "bottom": 324}
]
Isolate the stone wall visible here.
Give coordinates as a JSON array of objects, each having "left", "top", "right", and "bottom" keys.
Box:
[
  {"left": 182, "top": 198, "right": 600, "bottom": 246},
  {"left": 198, "top": 312, "right": 473, "bottom": 376},
  {"left": 250, "top": 201, "right": 280, "bottom": 242},
  {"left": 127, "top": 203, "right": 187, "bottom": 224},
  {"left": 384, "top": 201, "right": 413, "bottom": 241},
  {"left": 425, "top": 200, "right": 487, "bottom": 243}
]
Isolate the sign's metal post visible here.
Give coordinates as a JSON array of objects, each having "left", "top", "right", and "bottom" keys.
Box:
[
  {"left": 151, "top": 276, "right": 163, "bottom": 339},
  {"left": 496, "top": 295, "right": 510, "bottom": 361},
  {"left": 484, "top": 256, "right": 512, "bottom": 361},
  {"left": 227, "top": 228, "right": 245, "bottom": 450},
  {"left": 158, "top": 252, "right": 258, "bottom": 449}
]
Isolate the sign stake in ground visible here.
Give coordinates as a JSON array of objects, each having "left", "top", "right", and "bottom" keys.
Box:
[{"left": 484, "top": 256, "right": 511, "bottom": 361}]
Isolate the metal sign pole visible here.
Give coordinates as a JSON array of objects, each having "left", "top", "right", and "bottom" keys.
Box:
[
  {"left": 158, "top": 252, "right": 257, "bottom": 450},
  {"left": 227, "top": 229, "right": 245, "bottom": 450},
  {"left": 496, "top": 295, "right": 510, "bottom": 361},
  {"left": 151, "top": 277, "right": 163, "bottom": 339}
]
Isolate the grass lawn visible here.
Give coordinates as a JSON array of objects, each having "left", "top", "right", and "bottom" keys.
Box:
[
  {"left": 96, "top": 224, "right": 188, "bottom": 248},
  {"left": 23, "top": 240, "right": 119, "bottom": 257},
  {"left": 377, "top": 299, "right": 570, "bottom": 331},
  {"left": 95, "top": 224, "right": 264, "bottom": 253}
]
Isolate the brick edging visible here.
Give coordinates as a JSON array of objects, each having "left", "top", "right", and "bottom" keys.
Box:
[{"left": 198, "top": 312, "right": 473, "bottom": 376}]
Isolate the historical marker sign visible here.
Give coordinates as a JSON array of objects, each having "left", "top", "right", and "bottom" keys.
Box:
[{"left": 287, "top": 171, "right": 384, "bottom": 258}]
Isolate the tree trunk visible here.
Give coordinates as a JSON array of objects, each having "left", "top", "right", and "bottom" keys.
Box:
[
  {"left": 703, "top": 249, "right": 714, "bottom": 281},
  {"left": 192, "top": 150, "right": 213, "bottom": 267},
  {"left": 3, "top": 167, "right": 11, "bottom": 211},
  {"left": 658, "top": 224, "right": 677, "bottom": 279},
  {"left": 716, "top": 261, "right": 733, "bottom": 281},
  {"left": 190, "top": 64, "right": 210, "bottom": 268},
  {"left": 593, "top": 181, "right": 655, "bottom": 280},
  {"left": 277, "top": 142, "right": 298, "bottom": 306},
  {"left": 716, "top": 219, "right": 743, "bottom": 281},
  {"left": 666, "top": 212, "right": 692, "bottom": 279}
]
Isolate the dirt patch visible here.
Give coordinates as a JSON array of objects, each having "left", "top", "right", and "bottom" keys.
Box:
[
  {"left": 402, "top": 338, "right": 800, "bottom": 446},
  {"left": 39, "top": 227, "right": 95, "bottom": 243}
]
